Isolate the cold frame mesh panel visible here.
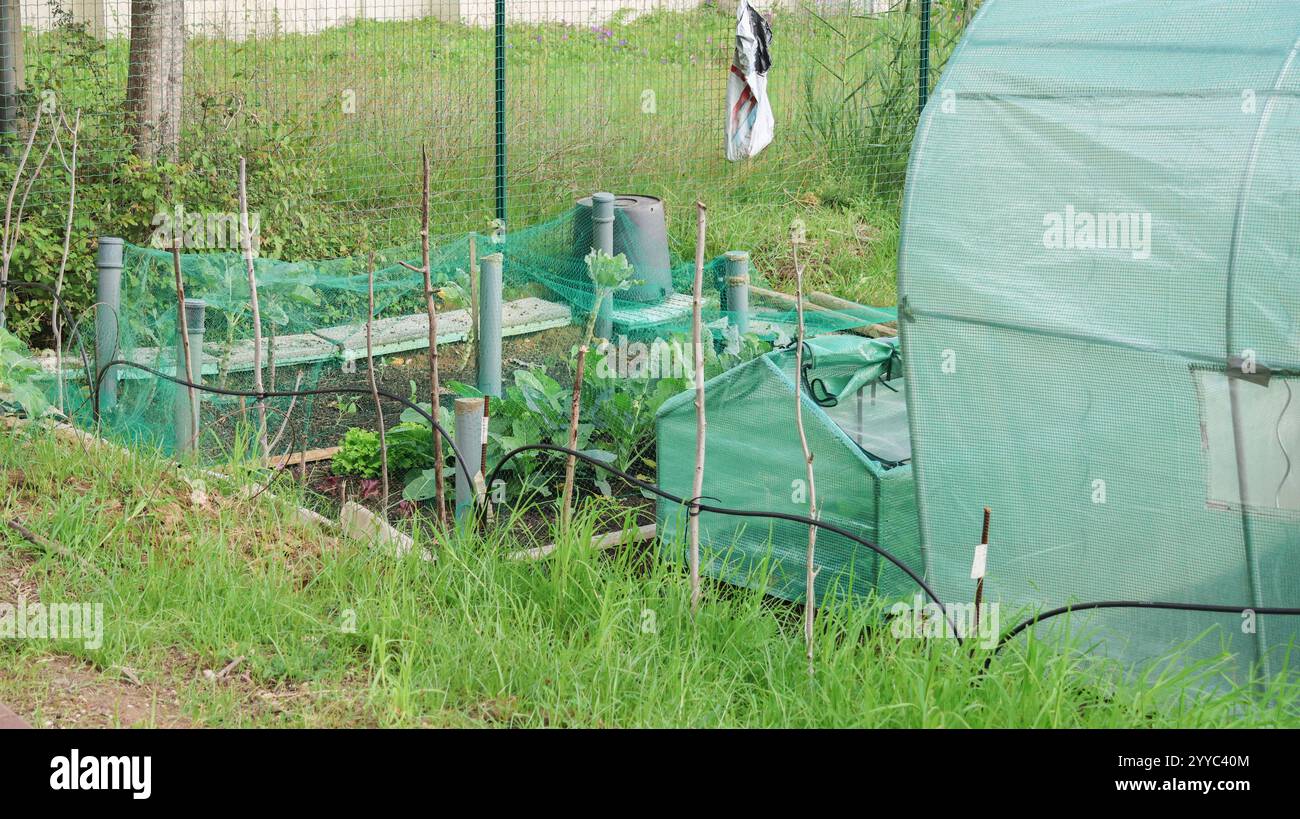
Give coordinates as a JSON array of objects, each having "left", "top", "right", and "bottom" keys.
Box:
[
  {"left": 656, "top": 353, "right": 880, "bottom": 603},
  {"left": 899, "top": 0, "right": 1300, "bottom": 680},
  {"left": 876, "top": 464, "right": 921, "bottom": 599},
  {"left": 655, "top": 342, "right": 922, "bottom": 604}
]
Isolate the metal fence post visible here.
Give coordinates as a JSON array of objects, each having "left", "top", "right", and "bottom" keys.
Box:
[
  {"left": 477, "top": 252, "right": 503, "bottom": 397},
  {"left": 494, "top": 0, "right": 507, "bottom": 227},
  {"left": 95, "top": 237, "right": 124, "bottom": 416},
  {"left": 919, "top": 0, "right": 932, "bottom": 115},
  {"left": 173, "top": 299, "right": 205, "bottom": 454}
]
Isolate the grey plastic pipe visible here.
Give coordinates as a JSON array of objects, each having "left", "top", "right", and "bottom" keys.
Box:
[
  {"left": 478, "top": 252, "right": 503, "bottom": 397},
  {"left": 95, "top": 238, "right": 124, "bottom": 414},
  {"left": 592, "top": 191, "right": 615, "bottom": 340},
  {"left": 454, "top": 396, "right": 485, "bottom": 518},
  {"left": 173, "top": 299, "right": 205, "bottom": 454},
  {"left": 725, "top": 251, "right": 750, "bottom": 337}
]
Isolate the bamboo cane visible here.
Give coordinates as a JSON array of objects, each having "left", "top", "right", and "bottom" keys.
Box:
[
  {"left": 236, "top": 157, "right": 268, "bottom": 457},
  {"left": 689, "top": 201, "right": 708, "bottom": 615},
  {"left": 792, "top": 237, "right": 820, "bottom": 671},
  {"left": 366, "top": 251, "right": 389, "bottom": 514}
]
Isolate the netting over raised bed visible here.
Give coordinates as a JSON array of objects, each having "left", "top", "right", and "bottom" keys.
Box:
[{"left": 53, "top": 203, "right": 893, "bottom": 463}]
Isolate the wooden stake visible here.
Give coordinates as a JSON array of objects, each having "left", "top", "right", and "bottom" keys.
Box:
[
  {"left": 366, "top": 251, "right": 389, "bottom": 514},
  {"left": 420, "top": 145, "right": 446, "bottom": 527},
  {"left": 0, "top": 107, "right": 43, "bottom": 328},
  {"left": 267, "top": 322, "right": 277, "bottom": 392},
  {"left": 464, "top": 233, "right": 478, "bottom": 370},
  {"left": 266, "top": 371, "right": 303, "bottom": 455},
  {"left": 560, "top": 345, "right": 587, "bottom": 528},
  {"left": 792, "top": 236, "right": 819, "bottom": 671},
  {"left": 217, "top": 316, "right": 236, "bottom": 389},
  {"left": 689, "top": 201, "right": 708, "bottom": 615},
  {"left": 237, "top": 157, "right": 268, "bottom": 458},
  {"left": 297, "top": 435, "right": 308, "bottom": 484},
  {"left": 51, "top": 109, "right": 80, "bottom": 415}
]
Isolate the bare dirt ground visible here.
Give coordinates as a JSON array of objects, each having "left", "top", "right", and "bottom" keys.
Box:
[
  {"left": 0, "top": 551, "right": 189, "bottom": 728},
  {"left": 0, "top": 526, "right": 374, "bottom": 728},
  {"left": 0, "top": 653, "right": 190, "bottom": 729}
]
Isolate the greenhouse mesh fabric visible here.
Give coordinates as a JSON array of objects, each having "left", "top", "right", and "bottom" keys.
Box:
[
  {"left": 57, "top": 204, "right": 893, "bottom": 458},
  {"left": 656, "top": 335, "right": 920, "bottom": 605},
  {"left": 898, "top": 0, "right": 1300, "bottom": 681}
]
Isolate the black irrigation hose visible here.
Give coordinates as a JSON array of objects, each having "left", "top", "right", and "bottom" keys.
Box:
[
  {"left": 485, "top": 441, "right": 967, "bottom": 644},
  {"left": 994, "top": 600, "right": 1300, "bottom": 654},
  {"left": 12, "top": 284, "right": 1300, "bottom": 662},
  {"left": 487, "top": 443, "right": 1300, "bottom": 660}
]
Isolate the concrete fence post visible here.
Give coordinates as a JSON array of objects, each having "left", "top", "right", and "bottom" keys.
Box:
[
  {"left": 591, "top": 191, "right": 615, "bottom": 341},
  {"left": 725, "top": 251, "right": 750, "bottom": 337},
  {"left": 477, "top": 252, "right": 503, "bottom": 397},
  {"left": 94, "top": 237, "right": 124, "bottom": 415},
  {"left": 454, "top": 396, "right": 486, "bottom": 519}
]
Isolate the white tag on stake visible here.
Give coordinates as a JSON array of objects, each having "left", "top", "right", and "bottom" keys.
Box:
[{"left": 970, "top": 543, "right": 988, "bottom": 580}]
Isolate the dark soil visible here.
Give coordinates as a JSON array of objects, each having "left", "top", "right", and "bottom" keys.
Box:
[
  {"left": 156, "top": 322, "right": 657, "bottom": 538},
  {"left": 189, "top": 324, "right": 584, "bottom": 461}
]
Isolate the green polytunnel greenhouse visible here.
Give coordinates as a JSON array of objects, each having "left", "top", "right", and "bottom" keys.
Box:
[
  {"left": 656, "top": 335, "right": 921, "bottom": 603},
  {"left": 898, "top": 0, "right": 1300, "bottom": 679}
]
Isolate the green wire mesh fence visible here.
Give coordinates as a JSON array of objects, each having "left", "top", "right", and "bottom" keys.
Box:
[{"left": 0, "top": 0, "right": 973, "bottom": 340}]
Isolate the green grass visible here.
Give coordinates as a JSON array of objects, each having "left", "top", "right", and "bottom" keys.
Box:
[{"left": 1, "top": 425, "right": 1298, "bottom": 727}]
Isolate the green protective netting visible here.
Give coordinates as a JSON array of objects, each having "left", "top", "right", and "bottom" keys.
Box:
[
  {"left": 51, "top": 204, "right": 894, "bottom": 461},
  {"left": 898, "top": 0, "right": 1300, "bottom": 680},
  {"left": 655, "top": 334, "right": 920, "bottom": 604}
]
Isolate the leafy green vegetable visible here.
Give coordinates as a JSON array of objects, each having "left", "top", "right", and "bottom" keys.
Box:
[
  {"left": 0, "top": 328, "right": 50, "bottom": 418},
  {"left": 333, "top": 331, "right": 770, "bottom": 503},
  {"left": 331, "top": 428, "right": 383, "bottom": 478},
  {"left": 331, "top": 421, "right": 445, "bottom": 480},
  {"left": 581, "top": 249, "right": 640, "bottom": 345}
]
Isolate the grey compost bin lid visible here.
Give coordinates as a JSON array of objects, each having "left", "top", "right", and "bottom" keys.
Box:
[{"left": 573, "top": 194, "right": 673, "bottom": 303}]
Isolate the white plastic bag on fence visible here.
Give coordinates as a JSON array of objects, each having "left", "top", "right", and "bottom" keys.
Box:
[{"left": 725, "top": 0, "right": 774, "bottom": 161}]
